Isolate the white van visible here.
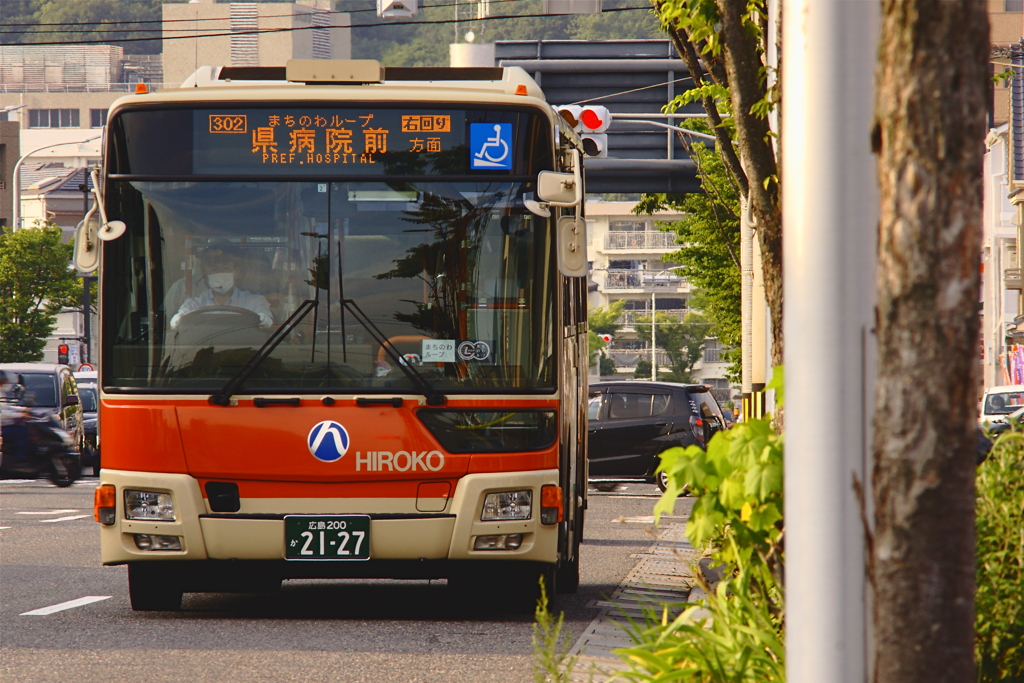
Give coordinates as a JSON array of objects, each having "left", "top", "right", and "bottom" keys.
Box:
[{"left": 980, "top": 385, "right": 1024, "bottom": 425}]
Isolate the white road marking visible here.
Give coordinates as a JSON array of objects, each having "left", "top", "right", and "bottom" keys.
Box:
[
  {"left": 16, "top": 509, "right": 77, "bottom": 515},
  {"left": 21, "top": 596, "right": 111, "bottom": 616},
  {"left": 0, "top": 526, "right": 10, "bottom": 530},
  {"left": 40, "top": 515, "right": 90, "bottom": 523}
]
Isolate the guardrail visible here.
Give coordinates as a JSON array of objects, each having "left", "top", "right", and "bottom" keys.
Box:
[
  {"left": 606, "top": 348, "right": 672, "bottom": 367},
  {"left": 615, "top": 308, "right": 688, "bottom": 328},
  {"left": 604, "top": 269, "right": 687, "bottom": 290},
  {"left": 604, "top": 231, "right": 677, "bottom": 250},
  {"left": 0, "top": 83, "right": 178, "bottom": 93}
]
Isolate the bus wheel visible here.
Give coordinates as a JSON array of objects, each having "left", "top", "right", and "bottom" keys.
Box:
[
  {"left": 555, "top": 555, "right": 579, "bottom": 594},
  {"left": 128, "top": 563, "right": 183, "bottom": 611}
]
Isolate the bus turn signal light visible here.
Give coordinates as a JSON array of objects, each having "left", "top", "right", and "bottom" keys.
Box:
[
  {"left": 540, "top": 485, "right": 562, "bottom": 525},
  {"left": 95, "top": 484, "right": 116, "bottom": 525}
]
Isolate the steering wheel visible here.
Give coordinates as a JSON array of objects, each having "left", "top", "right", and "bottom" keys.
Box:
[{"left": 174, "top": 306, "right": 262, "bottom": 331}]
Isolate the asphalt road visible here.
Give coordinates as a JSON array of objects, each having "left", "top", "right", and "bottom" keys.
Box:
[{"left": 0, "top": 476, "right": 693, "bottom": 683}]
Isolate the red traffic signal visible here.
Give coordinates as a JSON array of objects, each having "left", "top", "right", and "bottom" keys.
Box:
[
  {"left": 57, "top": 344, "right": 69, "bottom": 364},
  {"left": 579, "top": 105, "right": 610, "bottom": 133},
  {"left": 556, "top": 105, "right": 610, "bottom": 158}
]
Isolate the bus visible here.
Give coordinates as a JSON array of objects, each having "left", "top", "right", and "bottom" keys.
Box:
[{"left": 75, "top": 60, "right": 591, "bottom": 612}]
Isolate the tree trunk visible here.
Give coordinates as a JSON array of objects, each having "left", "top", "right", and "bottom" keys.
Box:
[
  {"left": 716, "top": 0, "right": 784, "bottom": 369},
  {"left": 872, "top": 2, "right": 987, "bottom": 681}
]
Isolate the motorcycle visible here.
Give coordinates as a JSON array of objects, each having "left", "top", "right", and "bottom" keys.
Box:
[{"left": 0, "top": 380, "right": 82, "bottom": 487}]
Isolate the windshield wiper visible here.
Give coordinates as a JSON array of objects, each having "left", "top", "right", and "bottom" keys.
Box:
[
  {"left": 208, "top": 299, "right": 318, "bottom": 407},
  {"left": 341, "top": 298, "right": 446, "bottom": 406}
]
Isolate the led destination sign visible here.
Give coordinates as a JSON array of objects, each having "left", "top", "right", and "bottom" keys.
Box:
[{"left": 193, "top": 108, "right": 467, "bottom": 175}]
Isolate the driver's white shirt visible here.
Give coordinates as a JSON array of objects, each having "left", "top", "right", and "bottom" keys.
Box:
[{"left": 176, "top": 288, "right": 272, "bottom": 321}]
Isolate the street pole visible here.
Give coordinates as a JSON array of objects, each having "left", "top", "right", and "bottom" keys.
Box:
[
  {"left": 782, "top": 1, "right": 878, "bottom": 682},
  {"left": 650, "top": 289, "right": 657, "bottom": 381},
  {"left": 80, "top": 177, "right": 91, "bottom": 363}
]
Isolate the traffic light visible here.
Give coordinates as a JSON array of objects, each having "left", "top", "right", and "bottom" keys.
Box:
[
  {"left": 57, "top": 344, "right": 69, "bottom": 365},
  {"left": 555, "top": 105, "right": 611, "bottom": 158}
]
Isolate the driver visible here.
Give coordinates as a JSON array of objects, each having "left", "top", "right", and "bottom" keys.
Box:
[{"left": 170, "top": 249, "right": 273, "bottom": 329}]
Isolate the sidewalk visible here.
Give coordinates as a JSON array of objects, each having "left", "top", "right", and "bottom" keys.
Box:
[{"left": 569, "top": 515, "right": 701, "bottom": 682}]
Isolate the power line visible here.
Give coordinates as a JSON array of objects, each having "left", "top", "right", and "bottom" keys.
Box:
[
  {"left": 0, "top": 0, "right": 579, "bottom": 32},
  {"left": 0, "top": 6, "right": 649, "bottom": 46}
]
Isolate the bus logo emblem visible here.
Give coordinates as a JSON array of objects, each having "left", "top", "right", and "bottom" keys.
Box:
[
  {"left": 307, "top": 421, "right": 350, "bottom": 462},
  {"left": 470, "top": 123, "right": 512, "bottom": 170}
]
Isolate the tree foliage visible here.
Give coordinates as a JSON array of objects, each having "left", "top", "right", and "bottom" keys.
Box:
[
  {"left": 0, "top": 224, "right": 81, "bottom": 363},
  {"left": 636, "top": 310, "right": 708, "bottom": 383},
  {"left": 0, "top": 0, "right": 165, "bottom": 54},
  {"left": 652, "top": 0, "right": 782, "bottom": 367},
  {"left": 636, "top": 127, "right": 741, "bottom": 382},
  {"left": 975, "top": 432, "right": 1024, "bottom": 681},
  {"left": 587, "top": 299, "right": 626, "bottom": 336}
]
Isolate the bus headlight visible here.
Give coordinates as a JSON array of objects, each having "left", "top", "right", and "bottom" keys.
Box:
[
  {"left": 481, "top": 490, "right": 532, "bottom": 521},
  {"left": 124, "top": 490, "right": 175, "bottom": 521}
]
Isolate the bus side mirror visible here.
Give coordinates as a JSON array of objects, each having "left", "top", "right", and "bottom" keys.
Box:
[
  {"left": 74, "top": 218, "right": 100, "bottom": 273},
  {"left": 557, "top": 215, "right": 587, "bottom": 277}
]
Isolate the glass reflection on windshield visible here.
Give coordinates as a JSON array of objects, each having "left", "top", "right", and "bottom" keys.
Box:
[{"left": 103, "top": 181, "right": 555, "bottom": 393}]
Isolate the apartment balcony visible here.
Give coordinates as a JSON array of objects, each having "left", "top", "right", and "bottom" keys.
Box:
[
  {"left": 615, "top": 308, "right": 688, "bottom": 332},
  {"left": 602, "top": 231, "right": 678, "bottom": 252},
  {"left": 1005, "top": 268, "right": 1023, "bottom": 290},
  {"left": 703, "top": 346, "right": 723, "bottom": 363},
  {"left": 602, "top": 269, "right": 688, "bottom": 293}
]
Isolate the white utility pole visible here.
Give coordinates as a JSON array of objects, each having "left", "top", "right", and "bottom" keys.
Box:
[
  {"left": 782, "top": 2, "right": 878, "bottom": 683},
  {"left": 651, "top": 289, "right": 657, "bottom": 381}
]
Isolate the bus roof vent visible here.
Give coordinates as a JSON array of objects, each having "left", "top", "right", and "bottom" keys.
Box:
[
  {"left": 286, "top": 59, "right": 384, "bottom": 84},
  {"left": 219, "top": 66, "right": 286, "bottom": 81},
  {"left": 384, "top": 67, "right": 505, "bottom": 82}
]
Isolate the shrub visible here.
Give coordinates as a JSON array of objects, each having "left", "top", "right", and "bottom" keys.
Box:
[{"left": 975, "top": 431, "right": 1024, "bottom": 681}]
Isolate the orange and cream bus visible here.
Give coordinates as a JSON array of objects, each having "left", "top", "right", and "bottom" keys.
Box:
[{"left": 75, "top": 60, "right": 591, "bottom": 612}]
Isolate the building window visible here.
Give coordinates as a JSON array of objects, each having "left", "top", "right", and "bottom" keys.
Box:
[
  {"left": 89, "top": 109, "right": 108, "bottom": 128},
  {"left": 28, "top": 109, "right": 80, "bottom": 128},
  {"left": 1006, "top": 0, "right": 1023, "bottom": 12}
]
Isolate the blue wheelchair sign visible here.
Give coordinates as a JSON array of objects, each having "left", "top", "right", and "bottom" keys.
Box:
[{"left": 470, "top": 123, "right": 513, "bottom": 170}]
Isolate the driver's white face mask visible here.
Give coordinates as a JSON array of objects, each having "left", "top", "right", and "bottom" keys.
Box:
[{"left": 207, "top": 272, "right": 234, "bottom": 295}]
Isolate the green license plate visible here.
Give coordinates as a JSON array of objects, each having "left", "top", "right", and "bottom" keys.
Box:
[{"left": 284, "top": 515, "right": 370, "bottom": 561}]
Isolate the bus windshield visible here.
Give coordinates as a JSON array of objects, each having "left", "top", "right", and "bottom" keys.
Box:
[{"left": 101, "top": 179, "right": 556, "bottom": 393}]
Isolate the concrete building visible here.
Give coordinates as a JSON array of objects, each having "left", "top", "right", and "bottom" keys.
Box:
[
  {"left": 586, "top": 200, "right": 736, "bottom": 406},
  {"left": 0, "top": 120, "right": 19, "bottom": 229},
  {"left": 163, "top": 0, "right": 351, "bottom": 85},
  {"left": 18, "top": 164, "right": 93, "bottom": 235},
  {"left": 982, "top": 125, "right": 1019, "bottom": 388}
]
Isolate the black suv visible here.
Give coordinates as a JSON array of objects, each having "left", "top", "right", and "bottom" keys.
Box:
[{"left": 587, "top": 381, "right": 730, "bottom": 491}]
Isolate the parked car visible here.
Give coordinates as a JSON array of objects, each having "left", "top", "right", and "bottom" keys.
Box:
[
  {"left": 979, "top": 385, "right": 1024, "bottom": 426},
  {"left": 0, "top": 364, "right": 85, "bottom": 458},
  {"left": 0, "top": 366, "right": 82, "bottom": 485},
  {"left": 73, "top": 370, "right": 99, "bottom": 471},
  {"left": 587, "top": 381, "right": 730, "bottom": 491}
]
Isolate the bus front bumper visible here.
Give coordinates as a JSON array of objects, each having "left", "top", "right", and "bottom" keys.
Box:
[{"left": 98, "top": 469, "right": 560, "bottom": 569}]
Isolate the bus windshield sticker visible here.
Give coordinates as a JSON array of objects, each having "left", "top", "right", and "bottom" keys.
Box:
[
  {"left": 469, "top": 123, "right": 513, "bottom": 170},
  {"left": 422, "top": 340, "right": 456, "bottom": 363},
  {"left": 419, "top": 340, "right": 493, "bottom": 363}
]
